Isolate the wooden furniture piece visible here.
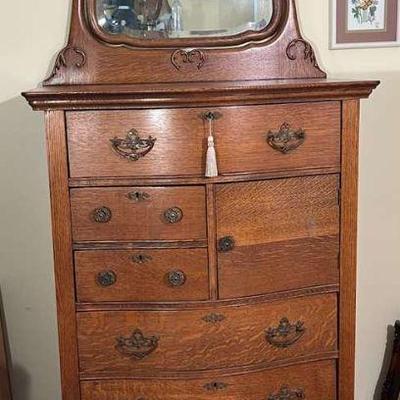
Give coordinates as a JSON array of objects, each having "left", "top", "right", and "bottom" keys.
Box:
[
  {"left": 382, "top": 321, "right": 400, "bottom": 400},
  {"left": 23, "top": 1, "right": 379, "bottom": 399},
  {"left": 0, "top": 296, "right": 12, "bottom": 400}
]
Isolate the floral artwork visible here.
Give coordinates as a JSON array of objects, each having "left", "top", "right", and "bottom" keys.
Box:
[{"left": 348, "top": 0, "right": 387, "bottom": 31}]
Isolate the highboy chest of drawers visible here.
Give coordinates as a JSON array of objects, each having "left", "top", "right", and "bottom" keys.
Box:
[{"left": 23, "top": 0, "right": 379, "bottom": 399}]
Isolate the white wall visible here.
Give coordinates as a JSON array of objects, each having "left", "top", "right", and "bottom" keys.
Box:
[{"left": 0, "top": 1, "right": 399, "bottom": 399}]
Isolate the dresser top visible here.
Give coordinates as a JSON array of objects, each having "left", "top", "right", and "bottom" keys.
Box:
[{"left": 23, "top": 78, "right": 379, "bottom": 111}]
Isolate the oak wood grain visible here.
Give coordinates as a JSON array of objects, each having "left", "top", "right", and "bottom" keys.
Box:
[
  {"left": 338, "top": 100, "right": 360, "bottom": 400},
  {"left": 80, "top": 360, "right": 337, "bottom": 400},
  {"left": 216, "top": 175, "right": 340, "bottom": 298},
  {"left": 75, "top": 248, "right": 209, "bottom": 303},
  {"left": 77, "top": 294, "right": 337, "bottom": 376},
  {"left": 70, "top": 186, "right": 206, "bottom": 242},
  {"left": 45, "top": 111, "right": 80, "bottom": 400}
]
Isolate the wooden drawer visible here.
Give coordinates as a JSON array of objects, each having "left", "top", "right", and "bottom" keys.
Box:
[
  {"left": 67, "top": 103, "right": 340, "bottom": 179},
  {"left": 80, "top": 360, "right": 336, "bottom": 400},
  {"left": 217, "top": 175, "right": 340, "bottom": 299},
  {"left": 77, "top": 294, "right": 337, "bottom": 375},
  {"left": 70, "top": 186, "right": 206, "bottom": 242},
  {"left": 75, "top": 248, "right": 209, "bottom": 303}
]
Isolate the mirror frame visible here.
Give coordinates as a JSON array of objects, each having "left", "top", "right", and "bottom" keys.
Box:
[{"left": 86, "top": 0, "right": 288, "bottom": 48}]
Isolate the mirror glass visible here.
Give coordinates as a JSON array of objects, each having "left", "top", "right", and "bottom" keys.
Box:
[{"left": 97, "top": 0, "right": 273, "bottom": 39}]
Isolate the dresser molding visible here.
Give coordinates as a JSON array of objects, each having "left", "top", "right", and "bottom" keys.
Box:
[{"left": 24, "top": 0, "right": 378, "bottom": 398}]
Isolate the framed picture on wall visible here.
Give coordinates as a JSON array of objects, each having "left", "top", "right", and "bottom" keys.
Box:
[{"left": 331, "top": 0, "right": 400, "bottom": 48}]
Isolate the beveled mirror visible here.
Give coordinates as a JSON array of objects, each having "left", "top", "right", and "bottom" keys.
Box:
[{"left": 88, "top": 0, "right": 281, "bottom": 47}]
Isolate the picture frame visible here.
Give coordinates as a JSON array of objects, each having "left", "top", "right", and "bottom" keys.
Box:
[{"left": 331, "top": 0, "right": 400, "bottom": 49}]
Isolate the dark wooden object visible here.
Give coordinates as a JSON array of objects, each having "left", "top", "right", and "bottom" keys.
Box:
[
  {"left": 22, "top": 0, "right": 379, "bottom": 399},
  {"left": 0, "top": 298, "right": 12, "bottom": 400},
  {"left": 382, "top": 321, "right": 400, "bottom": 400}
]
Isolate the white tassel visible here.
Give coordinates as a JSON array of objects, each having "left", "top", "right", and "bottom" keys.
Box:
[{"left": 206, "top": 134, "right": 218, "bottom": 177}]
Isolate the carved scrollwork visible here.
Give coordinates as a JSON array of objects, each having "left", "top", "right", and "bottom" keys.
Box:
[
  {"left": 286, "top": 39, "right": 323, "bottom": 73},
  {"left": 265, "top": 318, "right": 305, "bottom": 348},
  {"left": 171, "top": 49, "right": 206, "bottom": 71},
  {"left": 267, "top": 385, "right": 305, "bottom": 400},
  {"left": 44, "top": 46, "right": 86, "bottom": 84},
  {"left": 116, "top": 329, "right": 159, "bottom": 360},
  {"left": 267, "top": 123, "right": 306, "bottom": 154},
  {"left": 110, "top": 129, "right": 156, "bottom": 161}
]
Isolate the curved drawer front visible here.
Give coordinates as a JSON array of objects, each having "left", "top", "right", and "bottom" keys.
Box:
[
  {"left": 70, "top": 186, "right": 206, "bottom": 242},
  {"left": 77, "top": 294, "right": 337, "bottom": 375},
  {"left": 80, "top": 360, "right": 336, "bottom": 399},
  {"left": 75, "top": 248, "right": 209, "bottom": 303}
]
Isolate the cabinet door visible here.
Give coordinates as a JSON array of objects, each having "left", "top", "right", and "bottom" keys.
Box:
[{"left": 216, "top": 175, "right": 340, "bottom": 299}]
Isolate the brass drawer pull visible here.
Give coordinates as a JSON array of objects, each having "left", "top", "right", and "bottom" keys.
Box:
[
  {"left": 92, "top": 206, "right": 112, "bottom": 223},
  {"left": 267, "top": 385, "right": 305, "bottom": 399},
  {"left": 265, "top": 318, "right": 305, "bottom": 348},
  {"left": 97, "top": 271, "right": 116, "bottom": 287},
  {"left": 166, "top": 270, "right": 186, "bottom": 287},
  {"left": 110, "top": 129, "right": 156, "bottom": 161},
  {"left": 218, "top": 236, "right": 235, "bottom": 252},
  {"left": 163, "top": 207, "right": 183, "bottom": 224},
  {"left": 131, "top": 254, "right": 153, "bottom": 264},
  {"left": 116, "top": 329, "right": 159, "bottom": 360},
  {"left": 267, "top": 123, "right": 306, "bottom": 154},
  {"left": 204, "top": 381, "right": 228, "bottom": 391},
  {"left": 202, "top": 313, "right": 226, "bottom": 324},
  {"left": 127, "top": 191, "right": 151, "bottom": 202}
]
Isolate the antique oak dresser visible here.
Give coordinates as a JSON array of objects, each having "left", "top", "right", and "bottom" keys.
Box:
[{"left": 23, "top": 0, "right": 379, "bottom": 399}]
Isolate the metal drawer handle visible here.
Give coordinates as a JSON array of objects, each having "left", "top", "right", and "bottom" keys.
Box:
[
  {"left": 268, "top": 385, "right": 305, "bottom": 399},
  {"left": 92, "top": 207, "right": 112, "bottom": 223},
  {"left": 166, "top": 270, "right": 186, "bottom": 287},
  {"left": 265, "top": 318, "right": 305, "bottom": 348},
  {"left": 110, "top": 129, "right": 156, "bottom": 161},
  {"left": 97, "top": 271, "right": 117, "bottom": 287},
  {"left": 204, "top": 381, "right": 228, "bottom": 391},
  {"left": 116, "top": 329, "right": 159, "bottom": 360},
  {"left": 127, "top": 191, "right": 151, "bottom": 202},
  {"left": 131, "top": 254, "right": 153, "bottom": 264},
  {"left": 218, "top": 236, "right": 235, "bottom": 252},
  {"left": 163, "top": 207, "right": 183, "bottom": 224},
  {"left": 267, "top": 123, "right": 306, "bottom": 154},
  {"left": 202, "top": 313, "right": 226, "bottom": 324}
]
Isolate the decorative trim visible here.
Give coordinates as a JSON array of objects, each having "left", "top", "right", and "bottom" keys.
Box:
[
  {"left": 44, "top": 46, "right": 86, "bottom": 83},
  {"left": 171, "top": 49, "right": 206, "bottom": 71},
  {"left": 286, "top": 39, "right": 324, "bottom": 74},
  {"left": 267, "top": 123, "right": 306, "bottom": 154},
  {"left": 110, "top": 129, "right": 156, "bottom": 161},
  {"left": 265, "top": 318, "right": 305, "bottom": 348},
  {"left": 116, "top": 329, "right": 159, "bottom": 360}
]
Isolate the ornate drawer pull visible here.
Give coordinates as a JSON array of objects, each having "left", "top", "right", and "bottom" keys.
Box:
[
  {"left": 267, "top": 123, "right": 306, "bottom": 154},
  {"left": 131, "top": 254, "right": 153, "bottom": 264},
  {"left": 163, "top": 207, "right": 183, "bottom": 224},
  {"left": 202, "top": 313, "right": 226, "bottom": 324},
  {"left": 265, "top": 318, "right": 305, "bottom": 348},
  {"left": 127, "top": 191, "right": 151, "bottom": 202},
  {"left": 97, "top": 270, "right": 116, "bottom": 287},
  {"left": 92, "top": 207, "right": 112, "bottom": 223},
  {"left": 267, "top": 385, "right": 305, "bottom": 399},
  {"left": 204, "top": 381, "right": 228, "bottom": 391},
  {"left": 116, "top": 329, "right": 159, "bottom": 360},
  {"left": 218, "top": 236, "right": 235, "bottom": 252},
  {"left": 166, "top": 270, "right": 186, "bottom": 287},
  {"left": 110, "top": 129, "right": 156, "bottom": 161}
]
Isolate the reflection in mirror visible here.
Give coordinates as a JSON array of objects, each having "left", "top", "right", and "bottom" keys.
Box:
[{"left": 97, "top": 0, "right": 273, "bottom": 39}]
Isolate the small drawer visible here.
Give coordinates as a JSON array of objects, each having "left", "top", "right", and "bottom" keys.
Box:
[
  {"left": 67, "top": 109, "right": 207, "bottom": 178},
  {"left": 75, "top": 248, "right": 209, "bottom": 303},
  {"left": 216, "top": 102, "right": 340, "bottom": 175},
  {"left": 77, "top": 294, "right": 337, "bottom": 376},
  {"left": 70, "top": 186, "right": 206, "bottom": 242},
  {"left": 80, "top": 360, "right": 336, "bottom": 400}
]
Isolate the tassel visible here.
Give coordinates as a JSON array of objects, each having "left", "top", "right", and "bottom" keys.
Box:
[
  {"left": 205, "top": 113, "right": 218, "bottom": 178},
  {"left": 206, "top": 135, "right": 218, "bottom": 177}
]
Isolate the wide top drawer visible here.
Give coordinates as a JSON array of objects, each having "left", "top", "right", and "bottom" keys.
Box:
[{"left": 67, "top": 102, "right": 340, "bottom": 179}]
